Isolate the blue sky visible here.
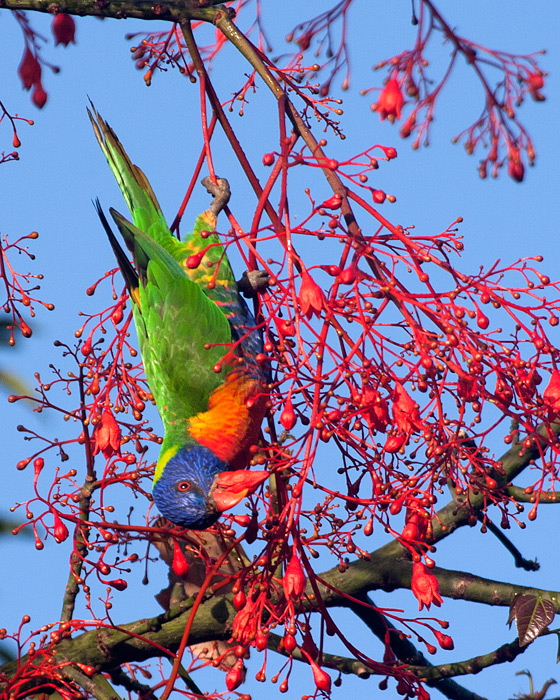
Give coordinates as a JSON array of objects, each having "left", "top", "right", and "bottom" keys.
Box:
[{"left": 1, "top": 2, "right": 560, "bottom": 698}]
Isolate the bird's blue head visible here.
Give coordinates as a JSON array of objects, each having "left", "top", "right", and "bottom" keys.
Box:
[{"left": 152, "top": 445, "right": 227, "bottom": 530}]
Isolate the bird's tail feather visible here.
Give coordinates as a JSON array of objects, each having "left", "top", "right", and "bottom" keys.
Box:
[
  {"left": 94, "top": 199, "right": 141, "bottom": 305},
  {"left": 88, "top": 101, "right": 169, "bottom": 244}
]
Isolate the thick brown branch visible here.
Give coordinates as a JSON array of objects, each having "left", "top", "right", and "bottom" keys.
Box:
[
  {"left": 0, "top": 0, "right": 220, "bottom": 23},
  {"left": 0, "top": 595, "right": 235, "bottom": 693},
  {"left": 316, "top": 558, "right": 560, "bottom": 612},
  {"left": 2, "top": 555, "right": 558, "bottom": 693}
]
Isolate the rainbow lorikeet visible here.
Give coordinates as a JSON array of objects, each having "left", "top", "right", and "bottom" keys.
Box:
[{"left": 88, "top": 105, "right": 269, "bottom": 530}]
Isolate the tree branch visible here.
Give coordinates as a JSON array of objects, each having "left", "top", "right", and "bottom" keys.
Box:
[
  {"left": 479, "top": 515, "right": 539, "bottom": 572},
  {"left": 63, "top": 667, "right": 123, "bottom": 700},
  {"left": 408, "top": 637, "right": 527, "bottom": 683},
  {"left": 317, "top": 557, "right": 560, "bottom": 611},
  {"left": 349, "top": 595, "right": 488, "bottom": 700},
  {"left": 0, "top": 0, "right": 221, "bottom": 23}
]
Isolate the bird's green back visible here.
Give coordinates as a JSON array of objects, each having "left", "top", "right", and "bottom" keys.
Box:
[{"left": 89, "top": 105, "right": 242, "bottom": 447}]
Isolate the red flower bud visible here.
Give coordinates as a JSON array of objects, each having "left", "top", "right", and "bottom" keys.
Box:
[
  {"left": 283, "top": 632, "right": 297, "bottom": 653},
  {"left": 508, "top": 150, "right": 524, "bottom": 183},
  {"left": 225, "top": 660, "right": 245, "bottom": 691},
  {"left": 280, "top": 396, "right": 297, "bottom": 431},
  {"left": 33, "top": 457, "right": 44, "bottom": 477},
  {"left": 53, "top": 511, "right": 69, "bottom": 543},
  {"left": 434, "top": 630, "right": 454, "bottom": 650},
  {"left": 171, "top": 540, "right": 189, "bottom": 579},
  {"left": 52, "top": 14, "right": 76, "bottom": 46},
  {"left": 107, "top": 578, "right": 127, "bottom": 591},
  {"left": 31, "top": 82, "right": 48, "bottom": 109},
  {"left": 321, "top": 194, "right": 342, "bottom": 209},
  {"left": 528, "top": 72, "right": 544, "bottom": 91},
  {"left": 338, "top": 264, "right": 357, "bottom": 285},
  {"left": 263, "top": 153, "right": 275, "bottom": 166},
  {"left": 527, "top": 72, "right": 545, "bottom": 101},
  {"left": 233, "top": 589, "right": 246, "bottom": 610},
  {"left": 255, "top": 628, "right": 268, "bottom": 651},
  {"left": 309, "top": 657, "right": 331, "bottom": 693},
  {"left": 384, "top": 433, "right": 406, "bottom": 453},
  {"left": 186, "top": 253, "right": 202, "bottom": 269}
]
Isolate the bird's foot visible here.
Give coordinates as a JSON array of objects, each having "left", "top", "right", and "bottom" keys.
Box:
[
  {"left": 237, "top": 269, "right": 270, "bottom": 298},
  {"left": 201, "top": 176, "right": 231, "bottom": 216}
]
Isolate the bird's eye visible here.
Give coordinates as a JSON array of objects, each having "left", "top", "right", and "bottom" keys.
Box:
[{"left": 177, "top": 481, "right": 190, "bottom": 492}]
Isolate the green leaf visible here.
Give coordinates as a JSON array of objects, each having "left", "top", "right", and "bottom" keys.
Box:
[{"left": 509, "top": 593, "right": 556, "bottom": 647}]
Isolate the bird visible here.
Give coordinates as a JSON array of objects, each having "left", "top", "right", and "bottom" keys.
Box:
[{"left": 88, "top": 104, "right": 269, "bottom": 530}]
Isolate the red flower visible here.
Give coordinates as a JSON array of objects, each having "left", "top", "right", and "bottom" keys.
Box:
[
  {"left": 362, "top": 386, "right": 389, "bottom": 432},
  {"left": 494, "top": 376, "right": 513, "bottom": 409},
  {"left": 527, "top": 71, "right": 545, "bottom": 101},
  {"left": 392, "top": 382, "right": 421, "bottom": 435},
  {"left": 508, "top": 149, "right": 524, "bottom": 183},
  {"left": 299, "top": 268, "right": 324, "bottom": 319},
  {"left": 411, "top": 562, "right": 443, "bottom": 610},
  {"left": 457, "top": 375, "right": 480, "bottom": 403},
  {"left": 543, "top": 370, "right": 560, "bottom": 414},
  {"left": 401, "top": 506, "right": 428, "bottom": 543},
  {"left": 52, "top": 14, "right": 76, "bottom": 46},
  {"left": 18, "top": 48, "right": 41, "bottom": 91},
  {"left": 232, "top": 599, "right": 258, "bottom": 645},
  {"left": 225, "top": 660, "right": 245, "bottom": 691},
  {"left": 283, "top": 552, "right": 306, "bottom": 599},
  {"left": 93, "top": 409, "right": 121, "bottom": 459},
  {"left": 374, "top": 78, "right": 404, "bottom": 123}
]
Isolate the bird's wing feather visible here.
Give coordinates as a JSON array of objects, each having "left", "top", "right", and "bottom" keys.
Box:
[{"left": 108, "top": 211, "right": 234, "bottom": 438}]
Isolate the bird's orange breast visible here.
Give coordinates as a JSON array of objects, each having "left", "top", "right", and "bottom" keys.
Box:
[{"left": 188, "top": 371, "right": 267, "bottom": 467}]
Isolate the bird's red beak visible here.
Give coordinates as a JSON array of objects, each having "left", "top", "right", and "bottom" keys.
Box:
[{"left": 212, "top": 470, "right": 269, "bottom": 512}]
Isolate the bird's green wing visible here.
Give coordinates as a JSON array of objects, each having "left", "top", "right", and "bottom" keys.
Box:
[{"left": 105, "top": 211, "right": 235, "bottom": 442}]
